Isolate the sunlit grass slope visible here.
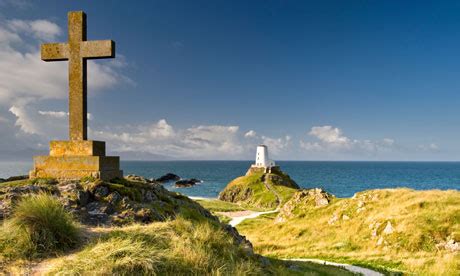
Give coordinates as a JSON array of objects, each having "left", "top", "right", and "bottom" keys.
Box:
[
  {"left": 237, "top": 188, "right": 460, "bottom": 275},
  {"left": 219, "top": 171, "right": 299, "bottom": 210}
]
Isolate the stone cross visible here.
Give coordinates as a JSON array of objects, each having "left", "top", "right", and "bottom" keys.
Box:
[{"left": 41, "top": 11, "right": 115, "bottom": 141}]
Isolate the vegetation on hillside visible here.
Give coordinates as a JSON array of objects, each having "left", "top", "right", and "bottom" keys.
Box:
[
  {"left": 219, "top": 169, "right": 299, "bottom": 210},
  {"left": 237, "top": 188, "right": 460, "bottom": 275},
  {"left": 0, "top": 177, "right": 354, "bottom": 275},
  {"left": 0, "top": 193, "right": 80, "bottom": 262}
]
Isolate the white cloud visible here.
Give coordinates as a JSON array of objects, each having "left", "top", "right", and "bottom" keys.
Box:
[
  {"left": 244, "top": 130, "right": 257, "bottom": 138},
  {"left": 9, "top": 105, "right": 39, "bottom": 134},
  {"left": 89, "top": 120, "right": 249, "bottom": 159},
  {"left": 8, "top": 19, "right": 61, "bottom": 41},
  {"left": 0, "top": 17, "right": 130, "bottom": 107},
  {"left": 38, "top": 110, "right": 93, "bottom": 120},
  {"left": 300, "top": 125, "right": 396, "bottom": 155},
  {"left": 0, "top": 16, "right": 130, "bottom": 145},
  {"left": 308, "top": 126, "right": 351, "bottom": 148},
  {"left": 418, "top": 143, "right": 439, "bottom": 152},
  {"left": 261, "top": 135, "right": 291, "bottom": 155},
  {"left": 38, "top": 110, "right": 67, "bottom": 118}
]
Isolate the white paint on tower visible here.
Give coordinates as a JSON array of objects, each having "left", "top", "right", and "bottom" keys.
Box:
[{"left": 254, "top": 145, "right": 275, "bottom": 168}]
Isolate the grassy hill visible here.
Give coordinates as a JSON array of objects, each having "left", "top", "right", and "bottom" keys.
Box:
[
  {"left": 0, "top": 177, "right": 352, "bottom": 275},
  {"left": 219, "top": 167, "right": 299, "bottom": 210},
  {"left": 237, "top": 188, "right": 460, "bottom": 275}
]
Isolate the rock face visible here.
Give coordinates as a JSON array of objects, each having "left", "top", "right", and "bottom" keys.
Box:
[
  {"left": 0, "top": 175, "right": 212, "bottom": 226},
  {"left": 275, "top": 188, "right": 334, "bottom": 223},
  {"left": 175, "top": 178, "right": 202, "bottom": 188},
  {"left": 156, "top": 173, "right": 180, "bottom": 182}
]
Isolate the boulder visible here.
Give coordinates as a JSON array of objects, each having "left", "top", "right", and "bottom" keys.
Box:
[
  {"left": 276, "top": 188, "right": 334, "bottom": 223},
  {"left": 383, "top": 221, "right": 394, "bottom": 235},
  {"left": 106, "top": 191, "right": 122, "bottom": 205},
  {"left": 156, "top": 173, "right": 180, "bottom": 182},
  {"left": 93, "top": 185, "right": 109, "bottom": 199},
  {"left": 77, "top": 190, "right": 90, "bottom": 206},
  {"left": 5, "top": 175, "right": 28, "bottom": 182},
  {"left": 125, "top": 174, "right": 149, "bottom": 183},
  {"left": 143, "top": 190, "right": 158, "bottom": 202},
  {"left": 175, "top": 178, "right": 202, "bottom": 188}
]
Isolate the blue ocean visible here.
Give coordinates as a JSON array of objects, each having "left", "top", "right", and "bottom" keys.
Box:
[{"left": 2, "top": 161, "right": 460, "bottom": 198}]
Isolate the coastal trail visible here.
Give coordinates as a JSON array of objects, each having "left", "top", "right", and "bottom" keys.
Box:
[{"left": 196, "top": 197, "right": 384, "bottom": 276}]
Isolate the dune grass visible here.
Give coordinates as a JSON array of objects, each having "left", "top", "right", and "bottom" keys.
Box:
[
  {"left": 237, "top": 188, "right": 460, "bottom": 275},
  {"left": 50, "top": 216, "right": 263, "bottom": 275},
  {"left": 0, "top": 193, "right": 80, "bottom": 260}
]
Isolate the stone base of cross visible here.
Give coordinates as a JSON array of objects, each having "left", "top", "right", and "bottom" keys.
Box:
[{"left": 30, "top": 140, "right": 123, "bottom": 180}]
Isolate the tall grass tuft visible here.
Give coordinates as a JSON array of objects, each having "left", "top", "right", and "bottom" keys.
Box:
[
  {"left": 51, "top": 216, "right": 262, "bottom": 275},
  {"left": 0, "top": 192, "right": 80, "bottom": 259}
]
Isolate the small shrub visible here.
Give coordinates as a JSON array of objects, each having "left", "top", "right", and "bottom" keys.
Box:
[
  {"left": 0, "top": 193, "right": 80, "bottom": 259},
  {"left": 80, "top": 175, "right": 97, "bottom": 183}
]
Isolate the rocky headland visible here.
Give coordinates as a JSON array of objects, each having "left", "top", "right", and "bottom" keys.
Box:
[{"left": 219, "top": 166, "right": 300, "bottom": 210}]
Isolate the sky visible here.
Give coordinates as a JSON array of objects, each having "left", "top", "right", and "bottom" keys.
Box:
[{"left": 1, "top": 0, "right": 460, "bottom": 161}]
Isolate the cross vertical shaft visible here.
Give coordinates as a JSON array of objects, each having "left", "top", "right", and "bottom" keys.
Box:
[
  {"left": 68, "top": 12, "right": 87, "bottom": 140},
  {"left": 41, "top": 11, "right": 115, "bottom": 141}
]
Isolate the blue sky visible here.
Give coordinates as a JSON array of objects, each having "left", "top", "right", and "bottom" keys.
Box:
[{"left": 1, "top": 0, "right": 460, "bottom": 160}]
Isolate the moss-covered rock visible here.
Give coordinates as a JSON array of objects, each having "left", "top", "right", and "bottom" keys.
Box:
[
  {"left": 218, "top": 167, "right": 300, "bottom": 210},
  {"left": 0, "top": 176, "right": 214, "bottom": 227}
]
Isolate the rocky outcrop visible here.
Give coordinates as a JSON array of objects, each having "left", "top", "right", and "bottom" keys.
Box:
[
  {"left": 0, "top": 175, "right": 212, "bottom": 226},
  {"left": 156, "top": 173, "right": 180, "bottom": 182},
  {"left": 219, "top": 168, "right": 299, "bottom": 210},
  {"left": 175, "top": 178, "right": 202, "bottom": 188},
  {"left": 275, "top": 188, "right": 334, "bottom": 223}
]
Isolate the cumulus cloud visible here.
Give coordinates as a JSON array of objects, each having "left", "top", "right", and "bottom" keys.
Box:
[
  {"left": 7, "top": 19, "right": 61, "bottom": 41},
  {"left": 261, "top": 135, "right": 291, "bottom": 155},
  {"left": 244, "top": 130, "right": 257, "bottom": 138},
  {"left": 89, "top": 120, "right": 249, "bottom": 159},
  {"left": 300, "top": 125, "right": 396, "bottom": 155},
  {"left": 418, "top": 143, "right": 439, "bottom": 152}
]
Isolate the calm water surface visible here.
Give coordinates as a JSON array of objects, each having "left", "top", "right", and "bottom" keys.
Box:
[{"left": 2, "top": 161, "right": 460, "bottom": 198}]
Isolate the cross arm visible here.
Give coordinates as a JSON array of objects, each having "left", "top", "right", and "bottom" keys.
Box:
[
  {"left": 41, "top": 43, "right": 69, "bottom": 61},
  {"left": 81, "top": 40, "right": 115, "bottom": 59}
]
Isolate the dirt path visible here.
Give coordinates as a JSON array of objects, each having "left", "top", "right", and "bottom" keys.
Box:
[
  {"left": 220, "top": 205, "right": 383, "bottom": 276},
  {"left": 218, "top": 209, "right": 278, "bottom": 227},
  {"left": 283, "top": 258, "right": 383, "bottom": 276},
  {"left": 261, "top": 174, "right": 283, "bottom": 206}
]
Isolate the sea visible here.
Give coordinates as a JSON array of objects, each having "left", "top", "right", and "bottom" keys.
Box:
[{"left": 1, "top": 161, "right": 460, "bottom": 198}]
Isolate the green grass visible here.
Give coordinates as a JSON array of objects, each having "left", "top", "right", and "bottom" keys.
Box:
[
  {"left": 237, "top": 188, "right": 460, "bottom": 275},
  {"left": 51, "top": 216, "right": 264, "bottom": 275},
  {"left": 195, "top": 199, "right": 267, "bottom": 212},
  {"left": 196, "top": 199, "right": 245, "bottom": 212},
  {"left": 219, "top": 172, "right": 298, "bottom": 210},
  {"left": 0, "top": 178, "right": 58, "bottom": 188},
  {"left": 0, "top": 193, "right": 80, "bottom": 260},
  {"left": 268, "top": 258, "right": 355, "bottom": 276}
]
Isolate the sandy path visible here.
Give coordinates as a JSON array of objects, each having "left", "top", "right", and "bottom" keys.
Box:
[
  {"left": 218, "top": 209, "right": 279, "bottom": 227},
  {"left": 218, "top": 206, "right": 383, "bottom": 276},
  {"left": 283, "top": 258, "right": 383, "bottom": 276}
]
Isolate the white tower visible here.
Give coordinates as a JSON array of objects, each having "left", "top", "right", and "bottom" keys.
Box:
[{"left": 254, "top": 145, "right": 275, "bottom": 168}]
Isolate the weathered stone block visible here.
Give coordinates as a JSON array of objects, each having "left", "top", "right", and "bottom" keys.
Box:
[
  {"left": 29, "top": 155, "right": 122, "bottom": 181},
  {"left": 50, "top": 140, "right": 106, "bottom": 156}
]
